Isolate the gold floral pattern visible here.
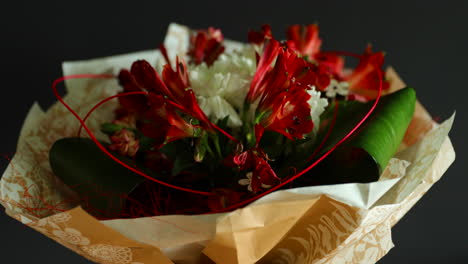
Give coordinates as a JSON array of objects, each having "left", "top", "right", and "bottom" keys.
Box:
[
  {"left": 81, "top": 244, "right": 133, "bottom": 264},
  {"left": 53, "top": 228, "right": 90, "bottom": 246}
]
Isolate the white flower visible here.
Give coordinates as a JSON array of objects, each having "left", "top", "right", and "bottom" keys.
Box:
[
  {"left": 198, "top": 96, "right": 242, "bottom": 126},
  {"left": 307, "top": 86, "right": 329, "bottom": 133},
  {"left": 238, "top": 172, "right": 272, "bottom": 192},
  {"left": 189, "top": 46, "right": 256, "bottom": 127},
  {"left": 325, "top": 79, "right": 349, "bottom": 98}
]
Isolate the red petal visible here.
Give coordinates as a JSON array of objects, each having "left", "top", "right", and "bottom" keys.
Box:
[
  {"left": 248, "top": 24, "right": 272, "bottom": 44},
  {"left": 346, "top": 46, "right": 390, "bottom": 98},
  {"left": 118, "top": 69, "right": 149, "bottom": 114},
  {"left": 254, "top": 124, "right": 265, "bottom": 146},
  {"left": 247, "top": 39, "right": 281, "bottom": 102},
  {"left": 130, "top": 60, "right": 173, "bottom": 96},
  {"left": 253, "top": 156, "right": 280, "bottom": 186},
  {"left": 188, "top": 28, "right": 225, "bottom": 66},
  {"left": 286, "top": 24, "right": 322, "bottom": 58}
]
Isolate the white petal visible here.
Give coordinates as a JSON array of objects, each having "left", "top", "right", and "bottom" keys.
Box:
[
  {"left": 200, "top": 96, "right": 243, "bottom": 127},
  {"left": 307, "top": 87, "right": 329, "bottom": 133},
  {"left": 238, "top": 179, "right": 251, "bottom": 186},
  {"left": 163, "top": 23, "right": 190, "bottom": 67}
]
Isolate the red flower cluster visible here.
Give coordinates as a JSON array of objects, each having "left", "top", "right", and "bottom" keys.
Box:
[
  {"left": 285, "top": 24, "right": 389, "bottom": 99},
  {"left": 188, "top": 27, "right": 225, "bottom": 66},
  {"left": 346, "top": 45, "right": 390, "bottom": 99},
  {"left": 118, "top": 58, "right": 213, "bottom": 147},
  {"left": 247, "top": 39, "right": 330, "bottom": 142},
  {"left": 286, "top": 24, "right": 344, "bottom": 77}
]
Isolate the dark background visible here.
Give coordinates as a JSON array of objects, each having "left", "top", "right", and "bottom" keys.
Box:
[{"left": 1, "top": 1, "right": 467, "bottom": 263}]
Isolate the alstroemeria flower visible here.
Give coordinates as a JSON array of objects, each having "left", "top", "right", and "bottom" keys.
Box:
[
  {"left": 127, "top": 59, "right": 212, "bottom": 127},
  {"left": 188, "top": 27, "right": 225, "bottom": 66},
  {"left": 248, "top": 24, "right": 273, "bottom": 45},
  {"left": 345, "top": 45, "right": 390, "bottom": 99},
  {"left": 233, "top": 149, "right": 279, "bottom": 193},
  {"left": 258, "top": 88, "right": 314, "bottom": 140},
  {"left": 286, "top": 24, "right": 322, "bottom": 59},
  {"left": 109, "top": 129, "right": 140, "bottom": 157},
  {"left": 118, "top": 59, "right": 213, "bottom": 147},
  {"left": 286, "top": 24, "right": 344, "bottom": 76},
  {"left": 247, "top": 40, "right": 330, "bottom": 141},
  {"left": 144, "top": 93, "right": 199, "bottom": 144}
]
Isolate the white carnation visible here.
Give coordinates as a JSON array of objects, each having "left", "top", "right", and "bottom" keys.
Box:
[{"left": 189, "top": 46, "right": 256, "bottom": 127}]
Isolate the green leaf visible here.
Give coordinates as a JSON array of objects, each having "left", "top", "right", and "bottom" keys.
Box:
[
  {"left": 173, "top": 151, "right": 195, "bottom": 175},
  {"left": 100, "top": 123, "right": 125, "bottom": 135},
  {"left": 304, "top": 87, "right": 416, "bottom": 184},
  {"left": 159, "top": 140, "right": 195, "bottom": 175},
  {"left": 194, "top": 133, "right": 210, "bottom": 162},
  {"left": 138, "top": 135, "right": 156, "bottom": 151},
  {"left": 49, "top": 138, "right": 146, "bottom": 218}
]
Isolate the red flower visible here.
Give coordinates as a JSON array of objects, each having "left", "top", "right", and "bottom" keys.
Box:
[
  {"left": 286, "top": 24, "right": 321, "bottom": 59},
  {"left": 145, "top": 93, "right": 198, "bottom": 143},
  {"left": 246, "top": 39, "right": 281, "bottom": 103},
  {"left": 109, "top": 129, "right": 140, "bottom": 157},
  {"left": 345, "top": 45, "right": 390, "bottom": 99},
  {"left": 117, "top": 59, "right": 213, "bottom": 147},
  {"left": 188, "top": 27, "right": 225, "bottom": 66},
  {"left": 118, "top": 70, "right": 150, "bottom": 115},
  {"left": 260, "top": 89, "right": 314, "bottom": 140},
  {"left": 233, "top": 149, "right": 280, "bottom": 193},
  {"left": 248, "top": 24, "right": 273, "bottom": 45},
  {"left": 247, "top": 41, "right": 328, "bottom": 141},
  {"left": 286, "top": 24, "right": 344, "bottom": 76},
  {"left": 126, "top": 59, "right": 212, "bottom": 127}
]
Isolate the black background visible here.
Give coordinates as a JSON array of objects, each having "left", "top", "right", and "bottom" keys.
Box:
[{"left": 1, "top": 1, "right": 467, "bottom": 263}]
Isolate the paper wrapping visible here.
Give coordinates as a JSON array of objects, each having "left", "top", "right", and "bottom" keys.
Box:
[{"left": 0, "top": 24, "right": 455, "bottom": 264}]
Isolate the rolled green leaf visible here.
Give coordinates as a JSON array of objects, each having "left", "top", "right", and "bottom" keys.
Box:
[{"left": 305, "top": 87, "right": 416, "bottom": 184}]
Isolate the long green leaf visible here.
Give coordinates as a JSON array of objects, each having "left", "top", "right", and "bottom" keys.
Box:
[{"left": 49, "top": 138, "right": 146, "bottom": 218}]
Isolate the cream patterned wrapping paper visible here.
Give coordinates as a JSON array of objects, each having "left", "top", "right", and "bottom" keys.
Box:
[{"left": 0, "top": 24, "right": 455, "bottom": 264}]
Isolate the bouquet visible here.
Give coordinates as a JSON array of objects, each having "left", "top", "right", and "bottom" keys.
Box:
[{"left": 0, "top": 23, "right": 455, "bottom": 264}]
